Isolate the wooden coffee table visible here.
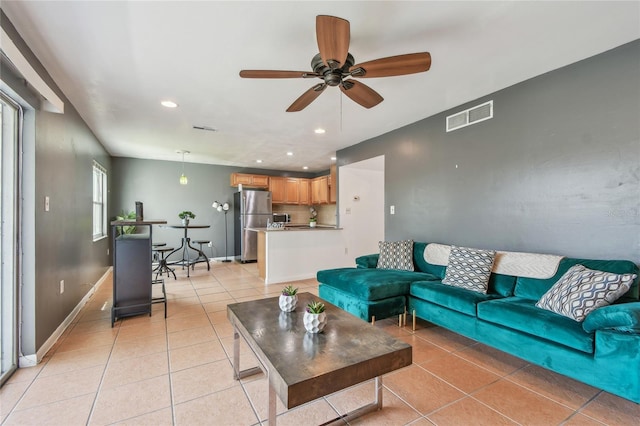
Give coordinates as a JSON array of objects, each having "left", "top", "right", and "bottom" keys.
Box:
[{"left": 227, "top": 292, "right": 412, "bottom": 425}]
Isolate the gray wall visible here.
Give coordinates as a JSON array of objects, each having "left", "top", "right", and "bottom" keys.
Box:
[
  {"left": 339, "top": 40, "right": 640, "bottom": 262},
  {"left": 111, "top": 158, "right": 314, "bottom": 261},
  {"left": 1, "top": 11, "right": 112, "bottom": 353}
]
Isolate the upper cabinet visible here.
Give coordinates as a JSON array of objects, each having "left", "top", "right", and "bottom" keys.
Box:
[
  {"left": 230, "top": 173, "right": 270, "bottom": 188},
  {"left": 329, "top": 164, "right": 337, "bottom": 204},
  {"left": 269, "top": 177, "right": 286, "bottom": 203},
  {"left": 299, "top": 179, "right": 310, "bottom": 205},
  {"left": 233, "top": 171, "right": 334, "bottom": 205},
  {"left": 271, "top": 177, "right": 310, "bottom": 205},
  {"left": 311, "top": 176, "right": 329, "bottom": 204}
]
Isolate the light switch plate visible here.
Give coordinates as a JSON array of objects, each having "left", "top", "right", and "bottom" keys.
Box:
[
  {"left": 45, "top": 196, "right": 50, "bottom": 211},
  {"left": 390, "top": 205, "right": 395, "bottom": 214}
]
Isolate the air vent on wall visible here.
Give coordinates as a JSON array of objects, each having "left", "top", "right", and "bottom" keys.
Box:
[
  {"left": 193, "top": 125, "right": 217, "bottom": 132},
  {"left": 446, "top": 100, "right": 493, "bottom": 132}
]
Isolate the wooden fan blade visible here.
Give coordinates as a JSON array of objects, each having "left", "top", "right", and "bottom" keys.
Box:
[
  {"left": 316, "top": 15, "right": 350, "bottom": 68},
  {"left": 340, "top": 80, "right": 383, "bottom": 109},
  {"left": 350, "top": 52, "right": 431, "bottom": 78},
  {"left": 239, "top": 70, "right": 313, "bottom": 79},
  {"left": 287, "top": 84, "right": 327, "bottom": 112}
]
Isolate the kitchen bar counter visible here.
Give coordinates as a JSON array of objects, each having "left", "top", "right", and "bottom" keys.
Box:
[
  {"left": 246, "top": 224, "right": 341, "bottom": 232},
  {"left": 247, "top": 225, "right": 350, "bottom": 284}
]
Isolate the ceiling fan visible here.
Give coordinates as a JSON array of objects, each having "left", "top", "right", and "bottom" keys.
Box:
[{"left": 239, "top": 15, "right": 432, "bottom": 112}]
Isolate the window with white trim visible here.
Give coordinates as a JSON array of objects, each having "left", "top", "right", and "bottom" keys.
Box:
[{"left": 92, "top": 161, "right": 107, "bottom": 241}]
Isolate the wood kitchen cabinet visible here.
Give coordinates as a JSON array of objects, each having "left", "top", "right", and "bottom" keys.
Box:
[
  {"left": 269, "top": 177, "right": 286, "bottom": 203},
  {"left": 272, "top": 177, "right": 311, "bottom": 205},
  {"left": 285, "top": 178, "right": 300, "bottom": 204},
  {"left": 311, "top": 176, "right": 329, "bottom": 204},
  {"left": 299, "top": 178, "right": 310, "bottom": 205},
  {"left": 230, "top": 173, "right": 269, "bottom": 188},
  {"left": 329, "top": 164, "right": 337, "bottom": 204}
]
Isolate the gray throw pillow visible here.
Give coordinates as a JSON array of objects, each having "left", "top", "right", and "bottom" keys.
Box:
[
  {"left": 442, "top": 245, "right": 496, "bottom": 294},
  {"left": 377, "top": 240, "right": 414, "bottom": 271},
  {"left": 536, "top": 264, "right": 636, "bottom": 322}
]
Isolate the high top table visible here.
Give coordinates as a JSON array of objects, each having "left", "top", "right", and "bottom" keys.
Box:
[
  {"left": 164, "top": 224, "right": 210, "bottom": 277},
  {"left": 227, "top": 292, "right": 412, "bottom": 425}
]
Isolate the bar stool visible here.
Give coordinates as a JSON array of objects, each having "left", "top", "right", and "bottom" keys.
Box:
[
  {"left": 151, "top": 278, "right": 167, "bottom": 318},
  {"left": 193, "top": 240, "right": 211, "bottom": 269},
  {"left": 153, "top": 247, "right": 176, "bottom": 280},
  {"left": 152, "top": 242, "right": 166, "bottom": 262}
]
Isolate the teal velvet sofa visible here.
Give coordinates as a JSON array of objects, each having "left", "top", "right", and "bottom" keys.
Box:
[{"left": 317, "top": 242, "right": 640, "bottom": 403}]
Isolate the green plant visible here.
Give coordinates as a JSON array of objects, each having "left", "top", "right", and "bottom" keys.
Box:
[
  {"left": 114, "top": 210, "right": 136, "bottom": 235},
  {"left": 309, "top": 217, "right": 317, "bottom": 222},
  {"left": 281, "top": 285, "right": 298, "bottom": 296},
  {"left": 306, "top": 300, "right": 325, "bottom": 314},
  {"left": 178, "top": 211, "right": 196, "bottom": 219}
]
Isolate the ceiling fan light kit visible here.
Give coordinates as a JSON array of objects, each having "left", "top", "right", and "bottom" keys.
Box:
[{"left": 240, "top": 15, "right": 431, "bottom": 112}]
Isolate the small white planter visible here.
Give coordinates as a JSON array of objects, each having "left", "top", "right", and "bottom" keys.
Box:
[
  {"left": 279, "top": 294, "right": 298, "bottom": 312},
  {"left": 309, "top": 221, "right": 317, "bottom": 228},
  {"left": 303, "top": 311, "right": 327, "bottom": 333},
  {"left": 181, "top": 218, "right": 189, "bottom": 226}
]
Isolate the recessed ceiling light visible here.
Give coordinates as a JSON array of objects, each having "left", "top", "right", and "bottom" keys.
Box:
[
  {"left": 286, "top": 152, "right": 293, "bottom": 156},
  {"left": 161, "top": 100, "right": 178, "bottom": 108},
  {"left": 256, "top": 159, "right": 262, "bottom": 163},
  {"left": 331, "top": 156, "right": 336, "bottom": 161},
  {"left": 303, "top": 166, "right": 309, "bottom": 170},
  {"left": 314, "top": 128, "right": 326, "bottom": 134}
]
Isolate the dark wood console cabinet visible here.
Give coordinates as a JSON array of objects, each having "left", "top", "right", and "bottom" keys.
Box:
[{"left": 110, "top": 220, "right": 166, "bottom": 326}]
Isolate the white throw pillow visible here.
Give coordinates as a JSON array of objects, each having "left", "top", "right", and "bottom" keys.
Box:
[
  {"left": 536, "top": 264, "right": 636, "bottom": 322},
  {"left": 442, "top": 245, "right": 496, "bottom": 294}
]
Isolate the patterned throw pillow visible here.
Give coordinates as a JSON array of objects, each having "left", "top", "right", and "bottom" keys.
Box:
[
  {"left": 536, "top": 264, "right": 636, "bottom": 322},
  {"left": 377, "top": 240, "right": 414, "bottom": 271},
  {"left": 442, "top": 246, "right": 496, "bottom": 294}
]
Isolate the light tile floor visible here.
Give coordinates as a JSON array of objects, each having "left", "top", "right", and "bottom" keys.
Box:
[{"left": 1, "top": 261, "right": 639, "bottom": 425}]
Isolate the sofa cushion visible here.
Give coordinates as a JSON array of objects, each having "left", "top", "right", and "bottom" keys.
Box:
[
  {"left": 536, "top": 265, "right": 636, "bottom": 322},
  {"left": 316, "top": 267, "right": 437, "bottom": 301},
  {"left": 318, "top": 284, "right": 406, "bottom": 322},
  {"left": 411, "top": 281, "right": 503, "bottom": 316},
  {"left": 514, "top": 258, "right": 640, "bottom": 301},
  {"left": 442, "top": 246, "right": 496, "bottom": 294},
  {"left": 582, "top": 302, "right": 640, "bottom": 333},
  {"left": 377, "top": 240, "right": 414, "bottom": 271},
  {"left": 414, "top": 242, "right": 446, "bottom": 278},
  {"left": 477, "top": 297, "right": 595, "bottom": 353}
]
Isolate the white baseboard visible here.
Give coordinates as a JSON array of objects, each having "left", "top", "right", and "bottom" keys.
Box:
[{"left": 19, "top": 267, "right": 112, "bottom": 366}]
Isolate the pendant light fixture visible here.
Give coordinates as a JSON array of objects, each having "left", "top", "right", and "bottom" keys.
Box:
[{"left": 178, "top": 150, "right": 190, "bottom": 185}]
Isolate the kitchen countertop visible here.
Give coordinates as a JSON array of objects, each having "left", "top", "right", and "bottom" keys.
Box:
[{"left": 247, "top": 224, "right": 341, "bottom": 232}]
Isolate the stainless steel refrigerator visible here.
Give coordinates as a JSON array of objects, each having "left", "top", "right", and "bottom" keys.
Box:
[{"left": 233, "top": 190, "right": 272, "bottom": 262}]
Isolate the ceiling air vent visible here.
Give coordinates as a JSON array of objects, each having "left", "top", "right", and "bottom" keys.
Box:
[
  {"left": 446, "top": 100, "right": 493, "bottom": 132},
  {"left": 193, "top": 125, "right": 217, "bottom": 132}
]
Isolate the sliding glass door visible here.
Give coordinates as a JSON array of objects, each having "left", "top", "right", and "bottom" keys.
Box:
[{"left": 0, "top": 91, "right": 22, "bottom": 386}]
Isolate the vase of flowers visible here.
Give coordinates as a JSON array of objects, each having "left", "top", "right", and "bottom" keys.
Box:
[
  {"left": 178, "top": 211, "right": 196, "bottom": 226},
  {"left": 303, "top": 300, "right": 327, "bottom": 333},
  {"left": 309, "top": 206, "right": 318, "bottom": 227},
  {"left": 279, "top": 285, "right": 298, "bottom": 312}
]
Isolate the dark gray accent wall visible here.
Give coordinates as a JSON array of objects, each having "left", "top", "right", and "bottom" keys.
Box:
[
  {"left": 1, "top": 11, "right": 112, "bottom": 353},
  {"left": 339, "top": 40, "right": 640, "bottom": 262}
]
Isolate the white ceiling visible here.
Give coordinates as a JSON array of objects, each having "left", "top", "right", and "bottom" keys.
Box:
[{"left": 2, "top": 1, "right": 639, "bottom": 172}]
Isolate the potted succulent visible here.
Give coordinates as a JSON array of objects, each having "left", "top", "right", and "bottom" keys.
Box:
[
  {"left": 304, "top": 300, "right": 327, "bottom": 333},
  {"left": 279, "top": 285, "right": 298, "bottom": 312},
  {"left": 178, "top": 211, "right": 196, "bottom": 226}
]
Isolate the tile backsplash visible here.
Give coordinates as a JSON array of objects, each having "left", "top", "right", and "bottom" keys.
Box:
[{"left": 273, "top": 204, "right": 337, "bottom": 225}]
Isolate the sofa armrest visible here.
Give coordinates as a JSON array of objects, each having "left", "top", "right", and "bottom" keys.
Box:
[
  {"left": 582, "top": 302, "right": 640, "bottom": 333},
  {"left": 356, "top": 254, "right": 379, "bottom": 269}
]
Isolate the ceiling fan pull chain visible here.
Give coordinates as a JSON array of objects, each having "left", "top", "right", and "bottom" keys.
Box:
[{"left": 340, "top": 90, "right": 343, "bottom": 132}]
